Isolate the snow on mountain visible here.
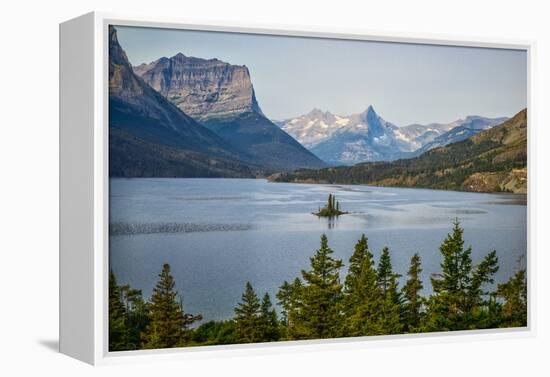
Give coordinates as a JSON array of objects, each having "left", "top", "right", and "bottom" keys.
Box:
[
  {"left": 413, "top": 115, "right": 508, "bottom": 155},
  {"left": 277, "top": 107, "right": 508, "bottom": 165},
  {"left": 277, "top": 108, "right": 350, "bottom": 147}
]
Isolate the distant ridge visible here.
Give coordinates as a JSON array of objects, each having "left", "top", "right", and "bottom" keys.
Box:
[{"left": 278, "top": 107, "right": 508, "bottom": 165}]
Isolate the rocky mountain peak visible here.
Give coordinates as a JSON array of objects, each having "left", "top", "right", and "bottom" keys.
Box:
[
  {"left": 307, "top": 108, "right": 331, "bottom": 117},
  {"left": 109, "top": 26, "right": 144, "bottom": 98},
  {"left": 363, "top": 105, "right": 379, "bottom": 121},
  {"left": 135, "top": 54, "right": 263, "bottom": 121},
  {"left": 358, "top": 105, "right": 396, "bottom": 137}
]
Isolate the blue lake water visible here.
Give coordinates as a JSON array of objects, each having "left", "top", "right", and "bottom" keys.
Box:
[{"left": 109, "top": 178, "right": 527, "bottom": 322}]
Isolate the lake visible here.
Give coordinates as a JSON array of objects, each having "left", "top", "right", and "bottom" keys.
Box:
[{"left": 109, "top": 178, "right": 527, "bottom": 322}]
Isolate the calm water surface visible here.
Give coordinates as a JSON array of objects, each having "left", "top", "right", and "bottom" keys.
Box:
[{"left": 110, "top": 178, "right": 527, "bottom": 321}]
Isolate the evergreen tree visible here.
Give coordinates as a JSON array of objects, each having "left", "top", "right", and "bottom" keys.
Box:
[
  {"left": 380, "top": 282, "right": 403, "bottom": 334},
  {"left": 466, "top": 250, "right": 499, "bottom": 321},
  {"left": 377, "top": 247, "right": 394, "bottom": 294},
  {"left": 259, "top": 293, "right": 280, "bottom": 341},
  {"left": 143, "top": 263, "right": 199, "bottom": 349},
  {"left": 345, "top": 235, "right": 370, "bottom": 289},
  {"left": 119, "top": 284, "right": 149, "bottom": 349},
  {"left": 497, "top": 269, "right": 527, "bottom": 327},
  {"left": 296, "top": 234, "right": 344, "bottom": 339},
  {"left": 234, "top": 282, "right": 262, "bottom": 343},
  {"left": 423, "top": 220, "right": 499, "bottom": 331},
  {"left": 376, "top": 247, "right": 403, "bottom": 334},
  {"left": 342, "top": 235, "right": 384, "bottom": 336},
  {"left": 192, "top": 320, "right": 237, "bottom": 345},
  {"left": 109, "top": 271, "right": 128, "bottom": 351},
  {"left": 402, "top": 253, "right": 424, "bottom": 332},
  {"left": 276, "top": 278, "right": 303, "bottom": 339}
]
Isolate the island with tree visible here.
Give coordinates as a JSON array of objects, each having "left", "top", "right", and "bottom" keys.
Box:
[{"left": 314, "top": 194, "right": 348, "bottom": 217}]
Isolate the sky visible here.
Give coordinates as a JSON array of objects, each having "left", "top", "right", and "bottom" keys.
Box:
[{"left": 115, "top": 25, "right": 527, "bottom": 125}]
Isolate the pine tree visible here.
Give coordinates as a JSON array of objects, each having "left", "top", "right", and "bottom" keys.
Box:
[
  {"left": 342, "top": 235, "right": 383, "bottom": 336},
  {"left": 497, "top": 269, "right": 527, "bottom": 327},
  {"left": 402, "top": 253, "right": 424, "bottom": 332},
  {"left": 296, "top": 234, "right": 344, "bottom": 339},
  {"left": 376, "top": 247, "right": 403, "bottom": 334},
  {"left": 276, "top": 278, "right": 303, "bottom": 339},
  {"left": 377, "top": 247, "right": 394, "bottom": 295},
  {"left": 467, "top": 251, "right": 499, "bottom": 314},
  {"left": 432, "top": 219, "right": 473, "bottom": 294},
  {"left": 109, "top": 271, "right": 128, "bottom": 351},
  {"left": 119, "top": 284, "right": 149, "bottom": 349},
  {"left": 234, "top": 282, "right": 262, "bottom": 343},
  {"left": 143, "top": 263, "right": 199, "bottom": 349},
  {"left": 259, "top": 293, "right": 280, "bottom": 341},
  {"left": 423, "top": 220, "right": 499, "bottom": 331},
  {"left": 346, "top": 235, "right": 370, "bottom": 289}
]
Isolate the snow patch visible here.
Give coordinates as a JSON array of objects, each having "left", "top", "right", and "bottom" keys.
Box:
[{"left": 335, "top": 116, "right": 350, "bottom": 126}]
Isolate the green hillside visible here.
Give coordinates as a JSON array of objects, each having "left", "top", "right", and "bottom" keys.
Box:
[{"left": 271, "top": 109, "right": 527, "bottom": 194}]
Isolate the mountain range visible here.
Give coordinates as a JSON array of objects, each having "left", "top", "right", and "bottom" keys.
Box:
[
  {"left": 271, "top": 109, "right": 527, "bottom": 193},
  {"left": 278, "top": 108, "right": 507, "bottom": 165},
  {"left": 110, "top": 24, "right": 521, "bottom": 185}
]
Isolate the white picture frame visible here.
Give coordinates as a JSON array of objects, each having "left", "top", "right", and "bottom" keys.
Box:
[{"left": 59, "top": 11, "right": 534, "bottom": 365}]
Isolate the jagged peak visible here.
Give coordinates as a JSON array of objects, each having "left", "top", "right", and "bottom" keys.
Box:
[
  {"left": 358, "top": 105, "right": 379, "bottom": 124},
  {"left": 306, "top": 108, "right": 332, "bottom": 118},
  {"left": 108, "top": 25, "right": 118, "bottom": 41},
  {"left": 365, "top": 105, "right": 377, "bottom": 117}
]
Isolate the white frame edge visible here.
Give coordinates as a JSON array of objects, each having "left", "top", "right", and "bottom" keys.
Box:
[{"left": 59, "top": 11, "right": 536, "bottom": 365}]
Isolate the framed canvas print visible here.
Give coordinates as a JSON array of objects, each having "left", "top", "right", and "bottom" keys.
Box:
[{"left": 59, "top": 12, "right": 532, "bottom": 365}]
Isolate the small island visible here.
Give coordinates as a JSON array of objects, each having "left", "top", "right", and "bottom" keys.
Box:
[{"left": 314, "top": 194, "right": 348, "bottom": 217}]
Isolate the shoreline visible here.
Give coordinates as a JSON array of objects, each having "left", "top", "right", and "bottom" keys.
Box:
[
  {"left": 268, "top": 177, "right": 528, "bottom": 196},
  {"left": 108, "top": 176, "right": 527, "bottom": 198}
]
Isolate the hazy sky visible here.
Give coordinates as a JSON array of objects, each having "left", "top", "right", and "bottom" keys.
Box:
[{"left": 115, "top": 25, "right": 527, "bottom": 125}]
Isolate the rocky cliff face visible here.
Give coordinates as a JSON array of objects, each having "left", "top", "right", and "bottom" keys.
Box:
[
  {"left": 108, "top": 26, "right": 257, "bottom": 177},
  {"left": 110, "top": 27, "right": 218, "bottom": 149},
  {"left": 134, "top": 51, "right": 326, "bottom": 170},
  {"left": 135, "top": 54, "right": 263, "bottom": 121}
]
